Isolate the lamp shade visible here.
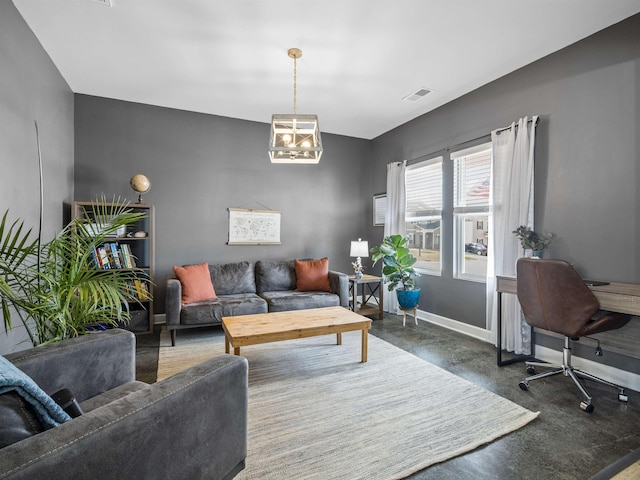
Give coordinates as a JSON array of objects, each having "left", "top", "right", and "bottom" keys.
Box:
[{"left": 350, "top": 239, "right": 369, "bottom": 258}]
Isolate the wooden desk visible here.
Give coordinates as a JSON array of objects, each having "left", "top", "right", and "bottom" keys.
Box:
[{"left": 496, "top": 276, "right": 640, "bottom": 366}]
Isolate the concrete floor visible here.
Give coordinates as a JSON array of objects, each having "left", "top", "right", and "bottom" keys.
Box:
[
  {"left": 135, "top": 316, "right": 640, "bottom": 479},
  {"left": 369, "top": 315, "right": 640, "bottom": 480}
]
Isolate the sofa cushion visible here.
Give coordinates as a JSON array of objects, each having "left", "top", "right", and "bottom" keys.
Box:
[
  {"left": 255, "top": 260, "right": 296, "bottom": 293},
  {"left": 210, "top": 261, "right": 257, "bottom": 295},
  {"left": 217, "top": 294, "right": 268, "bottom": 317},
  {"left": 173, "top": 263, "right": 217, "bottom": 305},
  {"left": 180, "top": 300, "right": 222, "bottom": 325},
  {"left": 260, "top": 290, "right": 340, "bottom": 312},
  {"left": 0, "top": 354, "right": 74, "bottom": 448},
  {"left": 294, "top": 258, "right": 331, "bottom": 292},
  {"left": 180, "top": 294, "right": 267, "bottom": 325},
  {"left": 0, "top": 391, "right": 44, "bottom": 448}
]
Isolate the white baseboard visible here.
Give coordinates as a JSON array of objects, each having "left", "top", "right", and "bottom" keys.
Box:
[
  {"left": 412, "top": 309, "right": 640, "bottom": 392},
  {"left": 415, "top": 308, "right": 491, "bottom": 343}
]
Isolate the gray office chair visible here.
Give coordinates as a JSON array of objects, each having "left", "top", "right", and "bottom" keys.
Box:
[{"left": 516, "top": 258, "right": 631, "bottom": 413}]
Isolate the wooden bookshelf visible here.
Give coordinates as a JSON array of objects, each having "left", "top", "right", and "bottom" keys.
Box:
[{"left": 72, "top": 201, "right": 155, "bottom": 334}]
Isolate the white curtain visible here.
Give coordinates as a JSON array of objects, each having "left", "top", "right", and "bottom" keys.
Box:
[
  {"left": 486, "top": 116, "right": 538, "bottom": 354},
  {"left": 383, "top": 161, "right": 406, "bottom": 314}
]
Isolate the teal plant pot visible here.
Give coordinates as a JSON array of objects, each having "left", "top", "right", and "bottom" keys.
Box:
[{"left": 396, "top": 288, "right": 421, "bottom": 310}]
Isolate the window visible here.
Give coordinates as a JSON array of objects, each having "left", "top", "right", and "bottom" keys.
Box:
[
  {"left": 405, "top": 157, "right": 443, "bottom": 274},
  {"left": 452, "top": 143, "right": 492, "bottom": 281}
]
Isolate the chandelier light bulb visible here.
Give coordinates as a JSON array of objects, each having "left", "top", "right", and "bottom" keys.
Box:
[{"left": 282, "top": 134, "right": 291, "bottom": 142}]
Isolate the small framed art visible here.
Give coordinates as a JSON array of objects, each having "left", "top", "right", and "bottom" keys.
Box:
[{"left": 373, "top": 194, "right": 386, "bottom": 226}]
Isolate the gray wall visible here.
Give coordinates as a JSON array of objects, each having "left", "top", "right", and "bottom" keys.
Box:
[
  {"left": 0, "top": 0, "right": 75, "bottom": 352},
  {"left": 74, "top": 96, "right": 372, "bottom": 313},
  {"left": 367, "top": 14, "right": 640, "bottom": 369}
]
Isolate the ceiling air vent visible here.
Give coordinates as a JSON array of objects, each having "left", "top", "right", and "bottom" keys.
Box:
[{"left": 402, "top": 88, "right": 432, "bottom": 102}]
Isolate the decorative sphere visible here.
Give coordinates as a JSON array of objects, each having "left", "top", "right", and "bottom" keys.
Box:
[{"left": 130, "top": 174, "right": 150, "bottom": 194}]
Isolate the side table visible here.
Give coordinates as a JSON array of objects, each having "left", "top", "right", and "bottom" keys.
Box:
[{"left": 348, "top": 274, "right": 383, "bottom": 320}]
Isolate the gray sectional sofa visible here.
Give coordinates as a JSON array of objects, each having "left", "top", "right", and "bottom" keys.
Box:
[{"left": 166, "top": 259, "right": 349, "bottom": 346}]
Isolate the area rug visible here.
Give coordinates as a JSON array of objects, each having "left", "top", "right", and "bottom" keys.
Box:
[{"left": 157, "top": 328, "right": 539, "bottom": 479}]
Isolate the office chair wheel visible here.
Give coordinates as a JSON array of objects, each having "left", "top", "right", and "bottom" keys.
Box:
[
  {"left": 519, "top": 381, "right": 529, "bottom": 391},
  {"left": 526, "top": 366, "right": 535, "bottom": 374},
  {"left": 619, "top": 392, "right": 629, "bottom": 402},
  {"left": 580, "top": 401, "right": 594, "bottom": 413}
]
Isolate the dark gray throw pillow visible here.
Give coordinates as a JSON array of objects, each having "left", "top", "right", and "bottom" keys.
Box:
[{"left": 0, "top": 391, "right": 44, "bottom": 448}]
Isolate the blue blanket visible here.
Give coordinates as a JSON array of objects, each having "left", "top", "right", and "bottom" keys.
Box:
[{"left": 0, "top": 356, "right": 71, "bottom": 429}]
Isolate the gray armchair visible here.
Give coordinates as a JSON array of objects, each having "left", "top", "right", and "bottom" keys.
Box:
[{"left": 0, "top": 329, "right": 248, "bottom": 480}]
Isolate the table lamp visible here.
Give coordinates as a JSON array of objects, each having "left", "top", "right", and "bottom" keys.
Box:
[{"left": 350, "top": 238, "right": 369, "bottom": 279}]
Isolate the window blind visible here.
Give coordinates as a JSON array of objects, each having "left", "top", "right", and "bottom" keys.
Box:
[
  {"left": 406, "top": 157, "right": 442, "bottom": 218},
  {"left": 453, "top": 148, "right": 491, "bottom": 214}
]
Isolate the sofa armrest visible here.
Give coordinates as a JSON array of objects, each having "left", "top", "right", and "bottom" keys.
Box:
[
  {"left": 165, "top": 276, "right": 182, "bottom": 327},
  {"left": 0, "top": 354, "right": 248, "bottom": 480},
  {"left": 4, "top": 329, "right": 135, "bottom": 402},
  {"left": 328, "top": 270, "right": 349, "bottom": 308}
]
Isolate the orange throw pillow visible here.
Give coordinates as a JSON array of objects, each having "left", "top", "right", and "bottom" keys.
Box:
[
  {"left": 295, "top": 258, "right": 331, "bottom": 292},
  {"left": 173, "top": 263, "right": 217, "bottom": 305}
]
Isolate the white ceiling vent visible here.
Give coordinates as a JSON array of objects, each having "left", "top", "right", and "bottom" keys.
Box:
[
  {"left": 402, "top": 88, "right": 432, "bottom": 102},
  {"left": 92, "top": 0, "right": 113, "bottom": 6}
]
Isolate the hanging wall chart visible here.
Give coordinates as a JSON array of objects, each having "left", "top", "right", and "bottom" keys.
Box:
[{"left": 227, "top": 208, "right": 281, "bottom": 245}]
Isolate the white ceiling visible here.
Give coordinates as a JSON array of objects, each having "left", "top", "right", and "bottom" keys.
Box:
[{"left": 13, "top": 0, "right": 640, "bottom": 140}]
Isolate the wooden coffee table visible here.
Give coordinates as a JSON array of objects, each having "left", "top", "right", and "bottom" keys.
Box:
[{"left": 222, "top": 306, "right": 372, "bottom": 362}]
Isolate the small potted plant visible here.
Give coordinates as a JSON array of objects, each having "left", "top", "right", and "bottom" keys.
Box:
[
  {"left": 512, "top": 225, "right": 552, "bottom": 258},
  {"left": 370, "top": 234, "right": 421, "bottom": 309}
]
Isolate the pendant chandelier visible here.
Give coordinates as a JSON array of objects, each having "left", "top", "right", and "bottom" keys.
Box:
[{"left": 268, "top": 48, "right": 323, "bottom": 164}]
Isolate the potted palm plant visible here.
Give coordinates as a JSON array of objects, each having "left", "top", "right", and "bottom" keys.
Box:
[
  {"left": 1, "top": 197, "right": 148, "bottom": 346},
  {"left": 370, "top": 234, "right": 421, "bottom": 309}
]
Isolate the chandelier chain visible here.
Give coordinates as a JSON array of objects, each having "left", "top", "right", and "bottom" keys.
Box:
[{"left": 292, "top": 55, "right": 297, "bottom": 115}]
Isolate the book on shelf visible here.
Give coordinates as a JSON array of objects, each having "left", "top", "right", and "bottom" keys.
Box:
[
  {"left": 133, "top": 279, "right": 150, "bottom": 301},
  {"left": 96, "top": 247, "right": 110, "bottom": 269},
  {"left": 121, "top": 243, "right": 137, "bottom": 268},
  {"left": 89, "top": 249, "right": 100, "bottom": 269},
  {"left": 104, "top": 243, "right": 121, "bottom": 269},
  {"left": 125, "top": 280, "right": 149, "bottom": 301},
  {"left": 119, "top": 243, "right": 130, "bottom": 268},
  {"left": 92, "top": 242, "right": 139, "bottom": 270}
]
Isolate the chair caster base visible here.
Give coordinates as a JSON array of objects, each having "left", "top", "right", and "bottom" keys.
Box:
[
  {"left": 519, "top": 381, "right": 529, "bottom": 391},
  {"left": 580, "top": 401, "right": 594, "bottom": 413},
  {"left": 526, "top": 366, "right": 536, "bottom": 374},
  {"left": 619, "top": 392, "right": 629, "bottom": 402}
]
